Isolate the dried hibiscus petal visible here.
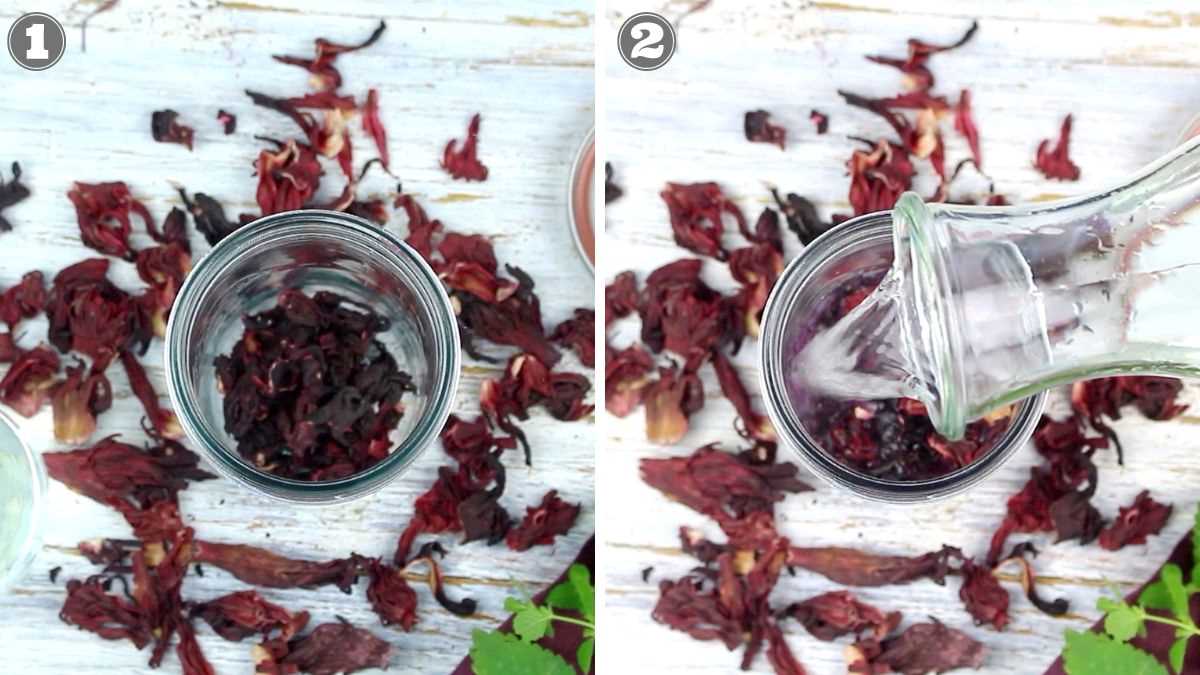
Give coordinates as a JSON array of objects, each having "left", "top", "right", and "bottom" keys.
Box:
[
  {"left": 640, "top": 443, "right": 809, "bottom": 524},
  {"left": 712, "top": 349, "right": 775, "bottom": 442},
  {"left": 215, "top": 289, "right": 413, "bottom": 480},
  {"left": 604, "top": 343, "right": 654, "bottom": 418},
  {"left": 267, "top": 619, "right": 393, "bottom": 675},
  {"left": 604, "top": 271, "right": 638, "bottom": 325},
  {"left": 136, "top": 242, "right": 192, "bottom": 336},
  {"left": 769, "top": 189, "right": 829, "bottom": 246},
  {"left": 67, "top": 182, "right": 153, "bottom": 261},
  {"left": 954, "top": 89, "right": 982, "bottom": 168},
  {"left": 395, "top": 193, "right": 443, "bottom": 263},
  {"left": 178, "top": 188, "right": 241, "bottom": 246},
  {"left": 0, "top": 161, "right": 31, "bottom": 232},
  {"left": 958, "top": 560, "right": 1010, "bottom": 630},
  {"left": 505, "top": 490, "right": 581, "bottom": 551},
  {"left": 46, "top": 258, "right": 151, "bottom": 370},
  {"left": 51, "top": 360, "right": 112, "bottom": 444},
  {"left": 0, "top": 344, "right": 59, "bottom": 416},
  {"left": 456, "top": 265, "right": 561, "bottom": 367},
  {"left": 639, "top": 258, "right": 741, "bottom": 357},
  {"left": 652, "top": 570, "right": 743, "bottom": 650},
  {"left": 786, "top": 544, "right": 962, "bottom": 587},
  {"left": 786, "top": 591, "right": 900, "bottom": 642},
  {"left": 190, "top": 539, "right": 364, "bottom": 592},
  {"left": 194, "top": 590, "right": 309, "bottom": 642},
  {"left": 110, "top": 498, "right": 185, "bottom": 542},
  {"left": 1098, "top": 490, "right": 1172, "bottom": 551},
  {"left": 407, "top": 542, "right": 478, "bottom": 617},
  {"left": 442, "top": 113, "right": 489, "bottom": 181},
  {"left": 253, "top": 138, "right": 323, "bottom": 216},
  {"left": 362, "top": 88, "right": 390, "bottom": 170},
  {"left": 59, "top": 576, "right": 152, "bottom": 648},
  {"left": 846, "top": 139, "right": 916, "bottom": 216},
  {"left": 120, "top": 349, "right": 181, "bottom": 439},
  {"left": 643, "top": 360, "right": 704, "bottom": 445},
  {"left": 660, "top": 182, "right": 746, "bottom": 261},
  {"left": 365, "top": 559, "right": 418, "bottom": 630},
  {"left": 272, "top": 20, "right": 387, "bottom": 92},
  {"left": 551, "top": 308, "right": 595, "bottom": 368},
  {"left": 177, "top": 619, "right": 216, "bottom": 675},
  {"left": 44, "top": 435, "right": 213, "bottom": 506},
  {"left": 151, "top": 109, "right": 195, "bottom": 151},
  {"left": 810, "top": 109, "right": 829, "bottom": 134},
  {"left": 847, "top": 618, "right": 985, "bottom": 675},
  {"left": 1035, "top": 114, "right": 1081, "bottom": 181},
  {"left": 605, "top": 162, "right": 623, "bottom": 203},
  {"left": 0, "top": 270, "right": 47, "bottom": 328},
  {"left": 217, "top": 109, "right": 237, "bottom": 134},
  {"left": 393, "top": 460, "right": 509, "bottom": 565},
  {"left": 744, "top": 110, "right": 787, "bottom": 149},
  {"left": 440, "top": 414, "right": 515, "bottom": 477}
]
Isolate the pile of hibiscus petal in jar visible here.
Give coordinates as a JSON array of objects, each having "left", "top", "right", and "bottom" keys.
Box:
[
  {"left": 604, "top": 19, "right": 1186, "bottom": 675},
  {"left": 0, "top": 20, "right": 593, "bottom": 675}
]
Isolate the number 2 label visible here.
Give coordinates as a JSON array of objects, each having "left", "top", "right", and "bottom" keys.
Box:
[
  {"left": 25, "top": 23, "right": 48, "bottom": 60},
  {"left": 628, "top": 21, "right": 664, "bottom": 61}
]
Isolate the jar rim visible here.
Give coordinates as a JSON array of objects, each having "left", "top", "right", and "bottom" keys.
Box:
[
  {"left": 164, "top": 210, "right": 461, "bottom": 503},
  {"left": 758, "top": 212, "right": 1046, "bottom": 503}
]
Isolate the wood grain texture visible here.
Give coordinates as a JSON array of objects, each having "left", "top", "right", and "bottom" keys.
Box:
[
  {"left": 603, "top": 1, "right": 1200, "bottom": 673},
  {"left": 0, "top": 1, "right": 593, "bottom": 673}
]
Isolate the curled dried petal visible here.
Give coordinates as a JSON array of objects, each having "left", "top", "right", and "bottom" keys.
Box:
[
  {"left": 784, "top": 591, "right": 900, "bottom": 641},
  {"left": 604, "top": 343, "right": 654, "bottom": 418},
  {"left": 744, "top": 110, "right": 786, "bottom": 149},
  {"left": 660, "top": 182, "right": 745, "bottom": 261},
  {"left": 1035, "top": 114, "right": 1081, "bottom": 181},
  {"left": 194, "top": 590, "right": 310, "bottom": 642},
  {"left": 787, "top": 544, "right": 963, "bottom": 587},
  {"left": 365, "top": 560, "right": 418, "bottom": 630},
  {"left": 958, "top": 560, "right": 1009, "bottom": 630},
  {"left": 0, "top": 344, "right": 59, "bottom": 416},
  {"left": 1098, "top": 490, "right": 1172, "bottom": 551},
  {"left": 67, "top": 182, "right": 152, "bottom": 261},
  {"left": 59, "top": 576, "right": 152, "bottom": 648},
  {"left": 190, "top": 540, "right": 364, "bottom": 592},
  {"left": 442, "top": 113, "right": 488, "bottom": 181},
  {"left": 551, "top": 308, "right": 595, "bottom": 368}
]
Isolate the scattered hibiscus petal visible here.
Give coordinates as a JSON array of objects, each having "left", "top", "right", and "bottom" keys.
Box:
[
  {"left": 190, "top": 540, "right": 364, "bottom": 592},
  {"left": 604, "top": 343, "right": 654, "bottom": 418},
  {"left": 217, "top": 109, "right": 237, "bottom": 134},
  {"left": 505, "top": 490, "right": 581, "bottom": 551},
  {"left": 67, "top": 182, "right": 152, "bottom": 261},
  {"left": 1034, "top": 114, "right": 1081, "bottom": 181},
  {"left": 362, "top": 88, "right": 389, "bottom": 170},
  {"left": 43, "top": 435, "right": 213, "bottom": 507},
  {"left": 744, "top": 110, "right": 787, "bottom": 150},
  {"left": 59, "top": 576, "right": 152, "bottom": 648},
  {"left": 847, "top": 618, "right": 985, "bottom": 675},
  {"left": 178, "top": 188, "right": 241, "bottom": 246},
  {"left": 784, "top": 591, "right": 900, "bottom": 641},
  {"left": 1098, "top": 490, "right": 1172, "bottom": 551},
  {"left": 958, "top": 560, "right": 1009, "bottom": 630},
  {"left": 0, "top": 161, "right": 31, "bottom": 232},
  {"left": 810, "top": 109, "right": 829, "bottom": 134},
  {"left": 604, "top": 271, "right": 638, "bottom": 325},
  {"left": 263, "top": 618, "right": 393, "bottom": 675},
  {"left": 642, "top": 360, "right": 704, "bottom": 445},
  {"left": 660, "top": 182, "right": 745, "bottom": 261},
  {"left": 786, "top": 544, "right": 963, "bottom": 587},
  {"left": 151, "top": 109, "right": 195, "bottom": 151},
  {"left": 441, "top": 113, "right": 489, "bottom": 182},
  {"left": 954, "top": 89, "right": 982, "bottom": 167},
  {"left": 51, "top": 360, "right": 112, "bottom": 444},
  {"left": 605, "top": 162, "right": 623, "bottom": 203},
  {"left": 365, "top": 559, "right": 418, "bottom": 630},
  {"left": 0, "top": 344, "right": 59, "bottom": 416},
  {"left": 550, "top": 308, "right": 595, "bottom": 368},
  {"left": 272, "top": 20, "right": 387, "bottom": 92}
]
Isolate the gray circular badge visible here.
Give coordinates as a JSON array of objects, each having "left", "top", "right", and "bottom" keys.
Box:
[
  {"left": 617, "top": 12, "right": 676, "bottom": 71},
  {"left": 8, "top": 13, "right": 66, "bottom": 71}
]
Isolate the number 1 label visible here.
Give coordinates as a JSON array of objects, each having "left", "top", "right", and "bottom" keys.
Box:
[{"left": 25, "top": 23, "right": 48, "bottom": 60}]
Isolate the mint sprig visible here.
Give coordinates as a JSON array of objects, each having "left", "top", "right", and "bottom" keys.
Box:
[
  {"left": 1065, "top": 503, "right": 1198, "bottom": 675},
  {"left": 472, "top": 564, "right": 595, "bottom": 675}
]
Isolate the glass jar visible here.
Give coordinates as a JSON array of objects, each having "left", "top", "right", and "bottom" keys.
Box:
[
  {"left": 759, "top": 212, "right": 1047, "bottom": 502},
  {"left": 0, "top": 409, "right": 45, "bottom": 591},
  {"left": 165, "top": 210, "right": 460, "bottom": 504}
]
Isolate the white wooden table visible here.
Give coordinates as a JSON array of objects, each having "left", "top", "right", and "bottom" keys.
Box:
[
  {"left": 0, "top": 2, "right": 594, "bottom": 673},
  {"left": 602, "top": 1, "right": 1200, "bottom": 673}
]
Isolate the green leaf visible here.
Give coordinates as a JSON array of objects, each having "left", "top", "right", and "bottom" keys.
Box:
[
  {"left": 470, "top": 630, "right": 576, "bottom": 675},
  {"left": 1100, "top": 599, "right": 1144, "bottom": 643},
  {"left": 568, "top": 564, "right": 595, "bottom": 624},
  {"left": 1160, "top": 565, "right": 1191, "bottom": 624},
  {"left": 1062, "top": 630, "right": 1170, "bottom": 675},
  {"left": 1192, "top": 505, "right": 1200, "bottom": 585},
  {"left": 505, "top": 597, "right": 535, "bottom": 614},
  {"left": 511, "top": 604, "right": 556, "bottom": 643},
  {"left": 546, "top": 581, "right": 581, "bottom": 612},
  {"left": 1170, "top": 637, "right": 1188, "bottom": 675},
  {"left": 576, "top": 637, "right": 594, "bottom": 673},
  {"left": 1141, "top": 581, "right": 1174, "bottom": 613}
]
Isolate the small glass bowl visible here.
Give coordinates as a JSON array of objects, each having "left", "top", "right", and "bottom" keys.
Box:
[
  {"left": 568, "top": 127, "right": 595, "bottom": 274},
  {"left": 165, "top": 210, "right": 461, "bottom": 504},
  {"left": 0, "top": 408, "right": 45, "bottom": 592},
  {"left": 758, "top": 212, "right": 1046, "bottom": 502}
]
